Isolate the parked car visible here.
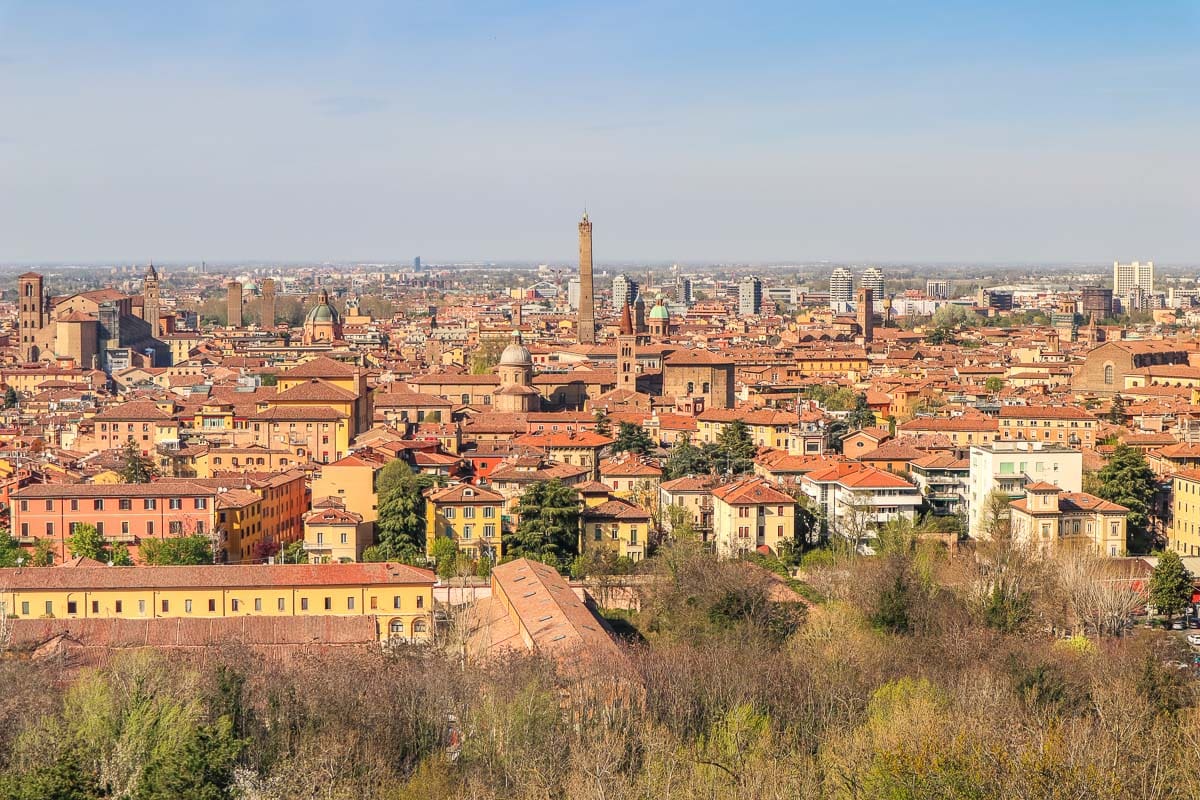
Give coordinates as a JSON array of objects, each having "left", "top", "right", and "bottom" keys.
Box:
[
  {"left": 1186, "top": 633, "right": 1200, "bottom": 648},
  {"left": 1189, "top": 618, "right": 1200, "bottom": 629},
  {"left": 1170, "top": 619, "right": 1186, "bottom": 631}
]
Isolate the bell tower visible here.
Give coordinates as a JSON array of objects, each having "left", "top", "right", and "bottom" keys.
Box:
[
  {"left": 577, "top": 212, "right": 596, "bottom": 344},
  {"left": 17, "top": 271, "right": 48, "bottom": 362},
  {"left": 143, "top": 263, "right": 160, "bottom": 336},
  {"left": 617, "top": 301, "right": 637, "bottom": 391}
]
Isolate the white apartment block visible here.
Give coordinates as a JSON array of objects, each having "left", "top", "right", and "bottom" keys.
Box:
[
  {"left": 1113, "top": 261, "right": 1153, "bottom": 298},
  {"left": 967, "top": 441, "right": 1082, "bottom": 538}
]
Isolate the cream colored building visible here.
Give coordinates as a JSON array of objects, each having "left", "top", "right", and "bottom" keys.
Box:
[
  {"left": 711, "top": 477, "right": 796, "bottom": 558},
  {"left": 1009, "top": 482, "right": 1128, "bottom": 556}
]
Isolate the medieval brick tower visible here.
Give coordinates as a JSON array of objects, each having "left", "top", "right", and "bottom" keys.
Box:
[
  {"left": 856, "top": 287, "right": 874, "bottom": 343},
  {"left": 142, "top": 263, "right": 160, "bottom": 336},
  {"left": 577, "top": 212, "right": 596, "bottom": 344},
  {"left": 261, "top": 278, "right": 276, "bottom": 328},
  {"left": 17, "top": 271, "right": 49, "bottom": 362},
  {"left": 227, "top": 281, "right": 243, "bottom": 328},
  {"left": 617, "top": 301, "right": 637, "bottom": 391}
]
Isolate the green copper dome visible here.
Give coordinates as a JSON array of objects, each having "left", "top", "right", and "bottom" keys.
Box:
[
  {"left": 306, "top": 290, "right": 340, "bottom": 324},
  {"left": 649, "top": 303, "right": 669, "bottom": 319}
]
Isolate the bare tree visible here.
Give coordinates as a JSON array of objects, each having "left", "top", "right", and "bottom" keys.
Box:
[{"left": 1051, "top": 548, "right": 1146, "bottom": 638}]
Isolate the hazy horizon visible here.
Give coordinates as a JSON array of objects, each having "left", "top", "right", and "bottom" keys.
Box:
[{"left": 1, "top": 1, "right": 1197, "bottom": 263}]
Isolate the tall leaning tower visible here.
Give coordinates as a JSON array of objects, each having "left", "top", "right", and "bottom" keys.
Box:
[{"left": 577, "top": 212, "right": 596, "bottom": 344}]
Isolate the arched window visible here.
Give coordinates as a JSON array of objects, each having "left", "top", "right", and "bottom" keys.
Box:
[
  {"left": 702, "top": 382, "right": 710, "bottom": 394},
  {"left": 1103, "top": 363, "right": 1114, "bottom": 385},
  {"left": 412, "top": 619, "right": 428, "bottom": 634},
  {"left": 389, "top": 619, "right": 405, "bottom": 637},
  {"left": 686, "top": 381, "right": 694, "bottom": 395}
]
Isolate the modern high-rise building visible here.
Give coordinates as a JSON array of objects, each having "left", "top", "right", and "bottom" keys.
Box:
[
  {"left": 829, "top": 268, "right": 853, "bottom": 306},
  {"left": 925, "top": 279, "right": 951, "bottom": 300},
  {"left": 611, "top": 274, "right": 639, "bottom": 313},
  {"left": 677, "top": 276, "right": 693, "bottom": 306},
  {"left": 567, "top": 278, "right": 581, "bottom": 310},
  {"left": 577, "top": 213, "right": 596, "bottom": 344},
  {"left": 861, "top": 267, "right": 884, "bottom": 299},
  {"left": 413, "top": 256, "right": 421, "bottom": 270},
  {"left": 1113, "top": 261, "right": 1153, "bottom": 297},
  {"left": 738, "top": 276, "right": 763, "bottom": 316}
]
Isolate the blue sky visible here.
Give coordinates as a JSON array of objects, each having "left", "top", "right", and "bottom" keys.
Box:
[{"left": 0, "top": 1, "right": 1196, "bottom": 264}]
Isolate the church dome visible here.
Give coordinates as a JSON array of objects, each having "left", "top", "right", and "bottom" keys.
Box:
[
  {"left": 649, "top": 301, "right": 669, "bottom": 320},
  {"left": 499, "top": 331, "right": 532, "bottom": 366},
  {"left": 306, "top": 291, "right": 340, "bottom": 324}
]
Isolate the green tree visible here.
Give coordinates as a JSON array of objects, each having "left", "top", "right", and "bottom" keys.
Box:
[
  {"left": 845, "top": 394, "right": 877, "bottom": 431},
  {"left": 118, "top": 439, "right": 158, "bottom": 484},
  {"left": 3, "top": 386, "right": 17, "bottom": 408},
  {"left": 140, "top": 535, "right": 213, "bottom": 565},
  {"left": 714, "top": 420, "right": 756, "bottom": 475},
  {"left": 0, "top": 530, "right": 22, "bottom": 567},
  {"left": 134, "top": 715, "right": 244, "bottom": 800},
  {"left": 1148, "top": 549, "right": 1193, "bottom": 621},
  {"left": 506, "top": 479, "right": 581, "bottom": 568},
  {"left": 30, "top": 538, "right": 56, "bottom": 566},
  {"left": 431, "top": 536, "right": 460, "bottom": 579},
  {"left": 663, "top": 436, "right": 711, "bottom": 479},
  {"left": 1094, "top": 443, "right": 1157, "bottom": 552},
  {"left": 373, "top": 481, "right": 431, "bottom": 564},
  {"left": 984, "top": 376, "right": 1004, "bottom": 393},
  {"left": 280, "top": 539, "right": 309, "bottom": 564},
  {"left": 67, "top": 523, "right": 107, "bottom": 562},
  {"left": 592, "top": 409, "right": 611, "bottom": 437},
  {"left": 109, "top": 543, "right": 134, "bottom": 566},
  {"left": 1107, "top": 394, "right": 1127, "bottom": 425},
  {"left": 375, "top": 459, "right": 426, "bottom": 498},
  {"left": 612, "top": 421, "right": 653, "bottom": 455}
]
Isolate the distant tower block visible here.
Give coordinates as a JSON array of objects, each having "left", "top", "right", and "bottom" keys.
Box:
[
  {"left": 261, "top": 278, "right": 277, "bottom": 328},
  {"left": 227, "top": 281, "right": 243, "bottom": 328},
  {"left": 856, "top": 287, "right": 874, "bottom": 343},
  {"left": 142, "top": 263, "right": 160, "bottom": 336},
  {"left": 577, "top": 212, "right": 596, "bottom": 344}
]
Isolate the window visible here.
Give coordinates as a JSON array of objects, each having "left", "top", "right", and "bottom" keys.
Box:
[
  {"left": 484, "top": 524, "right": 495, "bottom": 538},
  {"left": 416, "top": 596, "right": 424, "bottom": 609},
  {"left": 119, "top": 498, "right": 132, "bottom": 511},
  {"left": 393, "top": 595, "right": 401, "bottom": 609},
  {"left": 254, "top": 598, "right": 262, "bottom": 611},
  {"left": 18, "top": 500, "right": 27, "bottom": 512},
  {"left": 20, "top": 523, "right": 27, "bottom": 537},
  {"left": 1103, "top": 363, "right": 1114, "bottom": 385},
  {"left": 483, "top": 506, "right": 495, "bottom": 518},
  {"left": 94, "top": 499, "right": 103, "bottom": 511},
  {"left": 169, "top": 498, "right": 182, "bottom": 510},
  {"left": 67, "top": 601, "right": 78, "bottom": 615},
  {"left": 91, "top": 601, "right": 98, "bottom": 614},
  {"left": 340, "top": 532, "right": 348, "bottom": 544},
  {"left": 44, "top": 499, "right": 52, "bottom": 511},
  {"left": 389, "top": 619, "right": 405, "bottom": 637},
  {"left": 147, "top": 521, "right": 155, "bottom": 535},
  {"left": 594, "top": 525, "right": 602, "bottom": 541},
  {"left": 195, "top": 498, "right": 208, "bottom": 509},
  {"left": 370, "top": 596, "right": 378, "bottom": 610},
  {"left": 138, "top": 600, "right": 146, "bottom": 614},
  {"left": 317, "top": 532, "right": 324, "bottom": 545},
  {"left": 301, "top": 598, "right": 309, "bottom": 611},
  {"left": 169, "top": 521, "right": 183, "bottom": 534},
  {"left": 463, "top": 506, "right": 475, "bottom": 519},
  {"left": 45, "top": 601, "right": 53, "bottom": 615},
  {"left": 208, "top": 599, "right": 216, "bottom": 612},
  {"left": 413, "top": 618, "right": 427, "bottom": 633},
  {"left": 444, "top": 507, "right": 455, "bottom": 519},
  {"left": 121, "top": 521, "right": 130, "bottom": 535},
  {"left": 45, "top": 522, "right": 53, "bottom": 536},
  {"left": 144, "top": 498, "right": 156, "bottom": 510},
  {"left": 347, "top": 597, "right": 355, "bottom": 610},
  {"left": 324, "top": 597, "right": 332, "bottom": 610},
  {"left": 115, "top": 600, "right": 123, "bottom": 613},
  {"left": 278, "top": 598, "right": 286, "bottom": 611},
  {"left": 70, "top": 499, "right": 78, "bottom": 511},
  {"left": 630, "top": 527, "right": 638, "bottom": 545},
  {"left": 96, "top": 522, "right": 104, "bottom": 535},
  {"left": 463, "top": 525, "right": 473, "bottom": 540},
  {"left": 21, "top": 601, "right": 29, "bottom": 616},
  {"left": 162, "top": 599, "right": 170, "bottom": 612}
]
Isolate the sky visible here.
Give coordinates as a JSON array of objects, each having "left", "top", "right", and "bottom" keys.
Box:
[{"left": 0, "top": 1, "right": 1197, "bottom": 265}]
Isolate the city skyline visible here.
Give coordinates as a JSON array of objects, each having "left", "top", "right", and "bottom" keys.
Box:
[{"left": 0, "top": 2, "right": 1196, "bottom": 263}]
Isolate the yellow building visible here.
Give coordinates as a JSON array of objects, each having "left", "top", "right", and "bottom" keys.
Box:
[
  {"left": 711, "top": 477, "right": 797, "bottom": 558},
  {"left": 425, "top": 483, "right": 505, "bottom": 559},
  {"left": 0, "top": 563, "right": 436, "bottom": 642},
  {"left": 1169, "top": 469, "right": 1200, "bottom": 557},
  {"left": 304, "top": 506, "right": 370, "bottom": 563},
  {"left": 580, "top": 496, "right": 650, "bottom": 561},
  {"left": 311, "top": 452, "right": 389, "bottom": 522},
  {"left": 217, "top": 489, "right": 264, "bottom": 564},
  {"left": 1009, "top": 482, "right": 1128, "bottom": 557}
]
